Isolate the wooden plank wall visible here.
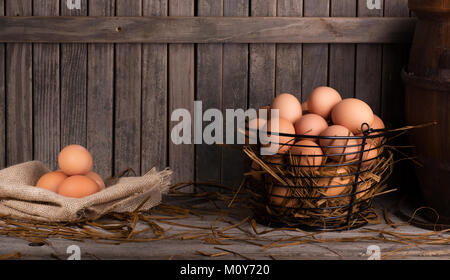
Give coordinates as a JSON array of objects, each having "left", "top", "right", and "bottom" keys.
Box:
[
  {"left": 221, "top": 0, "right": 249, "bottom": 187},
  {"left": 0, "top": 0, "right": 4, "bottom": 169},
  {"left": 0, "top": 0, "right": 411, "bottom": 188},
  {"left": 87, "top": 0, "right": 114, "bottom": 178}
]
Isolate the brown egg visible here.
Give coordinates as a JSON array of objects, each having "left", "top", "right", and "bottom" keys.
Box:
[
  {"left": 58, "top": 145, "right": 93, "bottom": 176},
  {"left": 36, "top": 171, "right": 68, "bottom": 193},
  {"left": 269, "top": 186, "right": 297, "bottom": 208},
  {"left": 356, "top": 178, "right": 372, "bottom": 200},
  {"left": 331, "top": 98, "right": 374, "bottom": 134},
  {"left": 294, "top": 113, "right": 328, "bottom": 140},
  {"left": 356, "top": 114, "right": 386, "bottom": 142},
  {"left": 246, "top": 118, "right": 267, "bottom": 145},
  {"left": 86, "top": 171, "right": 105, "bottom": 191},
  {"left": 290, "top": 140, "right": 323, "bottom": 171},
  {"left": 318, "top": 167, "right": 352, "bottom": 197},
  {"left": 263, "top": 117, "right": 296, "bottom": 154},
  {"left": 271, "top": 93, "right": 303, "bottom": 123},
  {"left": 58, "top": 175, "right": 99, "bottom": 198},
  {"left": 360, "top": 142, "right": 381, "bottom": 169},
  {"left": 319, "top": 125, "right": 359, "bottom": 162},
  {"left": 250, "top": 160, "right": 263, "bottom": 181},
  {"left": 306, "top": 87, "right": 342, "bottom": 119},
  {"left": 263, "top": 154, "right": 285, "bottom": 167},
  {"left": 368, "top": 114, "right": 386, "bottom": 145},
  {"left": 371, "top": 114, "right": 385, "bottom": 131}
]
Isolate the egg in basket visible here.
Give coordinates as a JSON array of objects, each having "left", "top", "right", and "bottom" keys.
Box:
[{"left": 243, "top": 87, "right": 394, "bottom": 230}]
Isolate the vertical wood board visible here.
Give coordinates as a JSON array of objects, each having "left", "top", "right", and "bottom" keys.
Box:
[
  {"left": 169, "top": 0, "right": 195, "bottom": 183},
  {"left": 249, "top": 0, "right": 276, "bottom": 109},
  {"left": 5, "top": 0, "right": 33, "bottom": 166},
  {"left": 329, "top": 0, "right": 356, "bottom": 99},
  {"left": 33, "top": 0, "right": 60, "bottom": 170},
  {"left": 115, "top": 0, "right": 142, "bottom": 175},
  {"left": 275, "top": 0, "right": 303, "bottom": 100},
  {"left": 60, "top": 0, "right": 87, "bottom": 148},
  {"left": 302, "top": 0, "right": 329, "bottom": 102},
  {"left": 0, "top": 0, "right": 5, "bottom": 168},
  {"left": 355, "top": 0, "right": 384, "bottom": 115},
  {"left": 195, "top": 0, "right": 223, "bottom": 184},
  {"left": 141, "top": 0, "right": 168, "bottom": 174},
  {"left": 382, "top": 0, "right": 409, "bottom": 127},
  {"left": 221, "top": 0, "right": 249, "bottom": 187},
  {"left": 87, "top": 0, "right": 115, "bottom": 178}
]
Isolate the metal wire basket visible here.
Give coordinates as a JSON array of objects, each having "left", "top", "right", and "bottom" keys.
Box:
[{"left": 244, "top": 122, "right": 396, "bottom": 231}]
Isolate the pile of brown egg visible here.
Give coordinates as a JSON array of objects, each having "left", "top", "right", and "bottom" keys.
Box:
[{"left": 36, "top": 145, "right": 105, "bottom": 198}]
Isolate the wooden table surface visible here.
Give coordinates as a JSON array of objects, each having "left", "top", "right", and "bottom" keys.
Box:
[{"left": 0, "top": 193, "right": 449, "bottom": 260}]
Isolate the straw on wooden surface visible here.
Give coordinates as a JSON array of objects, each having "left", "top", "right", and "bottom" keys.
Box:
[
  {"left": 0, "top": 180, "right": 448, "bottom": 259},
  {"left": 0, "top": 122, "right": 444, "bottom": 259}
]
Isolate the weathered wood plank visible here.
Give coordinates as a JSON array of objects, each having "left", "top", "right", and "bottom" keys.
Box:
[
  {"left": 195, "top": 0, "right": 223, "bottom": 184},
  {"left": 0, "top": 17, "right": 416, "bottom": 44},
  {"left": 0, "top": 196, "right": 448, "bottom": 260},
  {"left": 115, "top": 0, "right": 142, "bottom": 175},
  {"left": 275, "top": 0, "right": 302, "bottom": 99},
  {"left": 60, "top": 0, "right": 87, "bottom": 148},
  {"left": 5, "top": 0, "right": 33, "bottom": 166},
  {"left": 249, "top": 0, "right": 276, "bottom": 109},
  {"left": 329, "top": 0, "right": 356, "bottom": 99},
  {"left": 382, "top": 0, "right": 410, "bottom": 127},
  {"left": 381, "top": 0, "right": 413, "bottom": 195},
  {"left": 141, "top": 0, "right": 168, "bottom": 174},
  {"left": 33, "top": 0, "right": 60, "bottom": 170},
  {"left": 87, "top": 0, "right": 115, "bottom": 179},
  {"left": 221, "top": 0, "right": 249, "bottom": 188},
  {"left": 0, "top": 0, "right": 5, "bottom": 168},
  {"left": 169, "top": 0, "right": 195, "bottom": 183},
  {"left": 302, "top": 0, "right": 329, "bottom": 102},
  {"left": 355, "top": 0, "right": 383, "bottom": 115}
]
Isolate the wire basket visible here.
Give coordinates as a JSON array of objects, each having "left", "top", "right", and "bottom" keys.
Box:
[{"left": 244, "top": 122, "right": 396, "bottom": 231}]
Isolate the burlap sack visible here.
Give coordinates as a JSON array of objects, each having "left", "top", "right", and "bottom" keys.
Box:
[{"left": 0, "top": 161, "right": 172, "bottom": 222}]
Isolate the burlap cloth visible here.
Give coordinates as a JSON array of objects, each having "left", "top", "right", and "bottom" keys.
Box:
[{"left": 0, "top": 161, "right": 172, "bottom": 222}]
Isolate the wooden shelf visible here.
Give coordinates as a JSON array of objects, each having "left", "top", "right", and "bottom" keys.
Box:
[{"left": 0, "top": 16, "right": 416, "bottom": 43}]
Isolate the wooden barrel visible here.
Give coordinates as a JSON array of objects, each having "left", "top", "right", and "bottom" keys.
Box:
[{"left": 403, "top": 0, "right": 450, "bottom": 223}]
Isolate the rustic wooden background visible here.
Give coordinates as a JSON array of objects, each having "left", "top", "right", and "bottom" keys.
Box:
[{"left": 0, "top": 0, "right": 412, "bottom": 187}]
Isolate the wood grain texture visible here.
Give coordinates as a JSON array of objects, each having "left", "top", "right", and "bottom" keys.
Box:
[
  {"left": 0, "top": 17, "right": 416, "bottom": 43},
  {"left": 0, "top": 0, "right": 4, "bottom": 168},
  {"left": 33, "top": 0, "right": 60, "bottom": 170},
  {"left": 115, "top": 0, "right": 142, "bottom": 175},
  {"left": 382, "top": 0, "right": 409, "bottom": 127},
  {"left": 249, "top": 0, "right": 276, "bottom": 109},
  {"left": 87, "top": 0, "right": 115, "bottom": 179},
  {"left": 2, "top": 196, "right": 449, "bottom": 260},
  {"left": 221, "top": 0, "right": 249, "bottom": 187},
  {"left": 329, "top": 0, "right": 356, "bottom": 99},
  {"left": 382, "top": 0, "right": 415, "bottom": 205},
  {"left": 61, "top": 0, "right": 87, "bottom": 148},
  {"left": 355, "top": 0, "right": 383, "bottom": 115},
  {"left": 141, "top": 0, "right": 168, "bottom": 174},
  {"left": 276, "top": 0, "right": 302, "bottom": 100},
  {"left": 195, "top": 0, "right": 223, "bottom": 184},
  {"left": 302, "top": 0, "right": 329, "bottom": 102},
  {"left": 404, "top": 0, "right": 450, "bottom": 220},
  {"left": 5, "top": 0, "right": 33, "bottom": 166},
  {"left": 169, "top": 0, "right": 195, "bottom": 183}
]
